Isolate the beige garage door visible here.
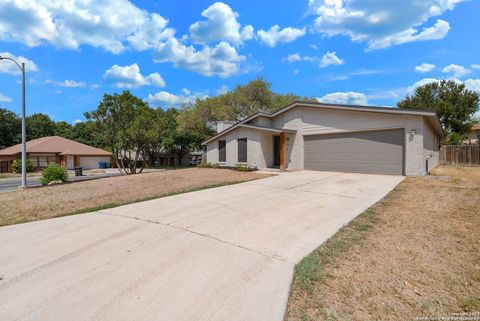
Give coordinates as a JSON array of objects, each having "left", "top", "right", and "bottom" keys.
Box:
[{"left": 304, "top": 129, "right": 404, "bottom": 175}]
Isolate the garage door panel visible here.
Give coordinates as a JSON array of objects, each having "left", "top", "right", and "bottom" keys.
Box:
[{"left": 304, "top": 129, "right": 404, "bottom": 175}]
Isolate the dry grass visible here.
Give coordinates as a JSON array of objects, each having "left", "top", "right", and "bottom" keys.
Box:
[
  {"left": 286, "top": 166, "right": 480, "bottom": 321},
  {"left": 0, "top": 168, "right": 269, "bottom": 226}
]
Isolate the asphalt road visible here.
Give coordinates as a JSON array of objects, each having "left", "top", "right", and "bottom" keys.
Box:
[{"left": 0, "top": 172, "right": 121, "bottom": 192}]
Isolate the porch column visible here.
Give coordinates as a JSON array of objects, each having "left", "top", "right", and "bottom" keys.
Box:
[{"left": 280, "top": 132, "right": 286, "bottom": 171}]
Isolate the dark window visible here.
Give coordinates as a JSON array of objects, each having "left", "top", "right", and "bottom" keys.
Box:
[
  {"left": 238, "top": 138, "right": 247, "bottom": 163},
  {"left": 218, "top": 140, "right": 226, "bottom": 162}
]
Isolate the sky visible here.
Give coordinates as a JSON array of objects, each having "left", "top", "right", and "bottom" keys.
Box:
[{"left": 0, "top": 0, "right": 479, "bottom": 123}]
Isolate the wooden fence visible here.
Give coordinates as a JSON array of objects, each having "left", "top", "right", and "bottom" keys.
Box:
[{"left": 439, "top": 145, "right": 480, "bottom": 167}]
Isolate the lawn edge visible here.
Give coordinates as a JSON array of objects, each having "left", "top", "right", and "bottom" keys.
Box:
[{"left": 1, "top": 176, "right": 267, "bottom": 227}]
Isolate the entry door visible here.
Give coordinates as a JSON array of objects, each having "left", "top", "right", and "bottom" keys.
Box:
[
  {"left": 273, "top": 136, "right": 280, "bottom": 167},
  {"left": 67, "top": 156, "right": 74, "bottom": 170}
]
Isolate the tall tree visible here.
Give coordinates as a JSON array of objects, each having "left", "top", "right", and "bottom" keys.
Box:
[
  {"left": 397, "top": 80, "right": 479, "bottom": 144},
  {"left": 69, "top": 121, "right": 104, "bottom": 148},
  {"left": 85, "top": 91, "right": 157, "bottom": 174},
  {"left": 26, "top": 113, "right": 56, "bottom": 140},
  {"left": 54, "top": 121, "right": 73, "bottom": 138},
  {"left": 0, "top": 108, "right": 21, "bottom": 148}
]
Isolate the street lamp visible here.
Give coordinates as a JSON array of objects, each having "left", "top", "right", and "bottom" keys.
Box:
[{"left": 0, "top": 56, "right": 27, "bottom": 188}]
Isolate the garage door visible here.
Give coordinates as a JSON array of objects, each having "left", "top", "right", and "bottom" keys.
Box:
[
  {"left": 304, "top": 129, "right": 404, "bottom": 175},
  {"left": 79, "top": 156, "right": 111, "bottom": 170}
]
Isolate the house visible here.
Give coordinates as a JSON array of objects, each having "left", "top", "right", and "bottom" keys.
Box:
[
  {"left": 203, "top": 101, "right": 443, "bottom": 176},
  {"left": 465, "top": 122, "right": 480, "bottom": 144},
  {"left": 0, "top": 136, "right": 112, "bottom": 172}
]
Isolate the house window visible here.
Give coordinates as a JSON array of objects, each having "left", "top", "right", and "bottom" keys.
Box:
[
  {"left": 477, "top": 130, "right": 480, "bottom": 140},
  {"left": 218, "top": 140, "right": 226, "bottom": 162},
  {"left": 238, "top": 138, "right": 247, "bottom": 163}
]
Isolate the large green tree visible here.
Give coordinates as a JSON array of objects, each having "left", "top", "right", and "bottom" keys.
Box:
[
  {"left": 26, "top": 113, "right": 56, "bottom": 141},
  {"left": 85, "top": 91, "right": 158, "bottom": 174},
  {"left": 54, "top": 121, "right": 73, "bottom": 138},
  {"left": 397, "top": 80, "right": 479, "bottom": 144},
  {"left": 0, "top": 108, "right": 21, "bottom": 148}
]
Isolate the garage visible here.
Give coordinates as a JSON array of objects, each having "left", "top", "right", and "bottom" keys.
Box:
[
  {"left": 304, "top": 128, "right": 404, "bottom": 175},
  {"left": 79, "top": 156, "right": 111, "bottom": 170}
]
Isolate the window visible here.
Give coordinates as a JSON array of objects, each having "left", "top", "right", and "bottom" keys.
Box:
[
  {"left": 218, "top": 140, "right": 226, "bottom": 162},
  {"left": 477, "top": 130, "right": 480, "bottom": 140},
  {"left": 237, "top": 138, "right": 247, "bottom": 163}
]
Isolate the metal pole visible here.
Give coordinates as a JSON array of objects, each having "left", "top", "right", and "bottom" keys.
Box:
[{"left": 21, "top": 62, "right": 26, "bottom": 188}]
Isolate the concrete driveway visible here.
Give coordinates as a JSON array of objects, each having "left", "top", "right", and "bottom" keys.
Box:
[{"left": 0, "top": 171, "right": 403, "bottom": 321}]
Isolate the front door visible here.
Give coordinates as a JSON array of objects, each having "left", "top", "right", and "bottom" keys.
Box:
[
  {"left": 67, "top": 156, "right": 74, "bottom": 170},
  {"left": 273, "top": 136, "right": 280, "bottom": 167}
]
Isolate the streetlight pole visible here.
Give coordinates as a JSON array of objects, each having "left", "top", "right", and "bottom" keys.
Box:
[{"left": 0, "top": 56, "right": 27, "bottom": 188}]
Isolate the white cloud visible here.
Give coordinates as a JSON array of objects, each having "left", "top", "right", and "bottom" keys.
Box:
[
  {"left": 293, "top": 69, "right": 300, "bottom": 75},
  {"left": 318, "top": 91, "right": 368, "bottom": 105},
  {"left": 0, "top": 92, "right": 12, "bottom": 102},
  {"left": 103, "top": 63, "right": 166, "bottom": 88},
  {"left": 283, "top": 53, "right": 302, "bottom": 63},
  {"left": 471, "top": 64, "right": 480, "bottom": 71},
  {"left": 405, "top": 77, "right": 480, "bottom": 95},
  {"left": 415, "top": 63, "right": 436, "bottom": 73},
  {"left": 74, "top": 119, "right": 83, "bottom": 124},
  {"left": 44, "top": 79, "right": 85, "bottom": 88},
  {"left": 217, "top": 85, "right": 230, "bottom": 95},
  {"left": 282, "top": 51, "right": 344, "bottom": 68},
  {"left": 146, "top": 90, "right": 207, "bottom": 106},
  {"left": 189, "top": 2, "right": 253, "bottom": 44},
  {"left": 0, "top": 52, "right": 38, "bottom": 75},
  {"left": 153, "top": 38, "right": 245, "bottom": 78},
  {"left": 309, "top": 0, "right": 463, "bottom": 50},
  {"left": 465, "top": 79, "right": 480, "bottom": 92},
  {"left": 319, "top": 51, "right": 344, "bottom": 67},
  {"left": 0, "top": 0, "right": 176, "bottom": 54},
  {"left": 257, "top": 25, "right": 306, "bottom": 47},
  {"left": 442, "top": 64, "right": 471, "bottom": 78}
]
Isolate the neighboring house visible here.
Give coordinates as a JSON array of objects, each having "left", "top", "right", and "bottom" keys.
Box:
[
  {"left": 0, "top": 136, "right": 112, "bottom": 172},
  {"left": 465, "top": 122, "right": 480, "bottom": 144},
  {"left": 203, "top": 101, "right": 443, "bottom": 176}
]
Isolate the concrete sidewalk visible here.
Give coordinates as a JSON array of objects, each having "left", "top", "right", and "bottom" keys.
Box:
[{"left": 0, "top": 171, "right": 404, "bottom": 321}]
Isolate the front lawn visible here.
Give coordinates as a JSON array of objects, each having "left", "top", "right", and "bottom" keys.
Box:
[
  {"left": 286, "top": 166, "right": 480, "bottom": 320},
  {"left": 0, "top": 168, "right": 269, "bottom": 226}
]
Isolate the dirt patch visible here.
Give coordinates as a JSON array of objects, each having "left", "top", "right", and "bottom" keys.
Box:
[
  {"left": 286, "top": 166, "right": 480, "bottom": 321},
  {"left": 0, "top": 168, "right": 269, "bottom": 226}
]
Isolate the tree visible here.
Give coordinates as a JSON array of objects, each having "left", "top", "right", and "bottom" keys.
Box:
[
  {"left": 0, "top": 108, "right": 21, "bottom": 148},
  {"left": 397, "top": 80, "right": 480, "bottom": 144},
  {"left": 85, "top": 91, "right": 158, "bottom": 174},
  {"left": 26, "top": 113, "right": 56, "bottom": 140},
  {"left": 69, "top": 121, "right": 104, "bottom": 148},
  {"left": 54, "top": 121, "right": 73, "bottom": 138}
]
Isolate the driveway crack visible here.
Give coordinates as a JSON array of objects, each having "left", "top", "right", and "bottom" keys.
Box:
[{"left": 97, "top": 211, "right": 294, "bottom": 264}]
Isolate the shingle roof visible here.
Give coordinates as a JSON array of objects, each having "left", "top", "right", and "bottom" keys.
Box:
[
  {"left": 472, "top": 123, "right": 480, "bottom": 130},
  {"left": 0, "top": 136, "right": 111, "bottom": 156}
]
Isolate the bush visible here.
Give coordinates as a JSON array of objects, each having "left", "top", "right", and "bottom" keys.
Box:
[
  {"left": 235, "top": 164, "right": 256, "bottom": 172},
  {"left": 39, "top": 164, "right": 68, "bottom": 185},
  {"left": 11, "top": 159, "right": 34, "bottom": 173},
  {"left": 197, "top": 162, "right": 220, "bottom": 168}
]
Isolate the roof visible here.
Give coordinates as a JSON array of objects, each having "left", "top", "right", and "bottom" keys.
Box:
[
  {"left": 0, "top": 136, "right": 112, "bottom": 156},
  {"left": 203, "top": 101, "right": 444, "bottom": 144},
  {"left": 471, "top": 123, "right": 480, "bottom": 131}
]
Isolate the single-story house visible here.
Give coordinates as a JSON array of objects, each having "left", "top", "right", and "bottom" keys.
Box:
[
  {"left": 465, "top": 122, "right": 480, "bottom": 144},
  {"left": 203, "top": 101, "right": 443, "bottom": 176},
  {"left": 0, "top": 136, "right": 112, "bottom": 172}
]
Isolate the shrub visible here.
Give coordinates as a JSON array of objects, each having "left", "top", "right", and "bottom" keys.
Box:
[
  {"left": 11, "top": 159, "right": 34, "bottom": 173},
  {"left": 197, "top": 162, "right": 220, "bottom": 168},
  {"left": 235, "top": 164, "right": 256, "bottom": 172},
  {"left": 39, "top": 164, "right": 68, "bottom": 185}
]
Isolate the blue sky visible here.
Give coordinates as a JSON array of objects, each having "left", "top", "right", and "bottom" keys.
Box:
[{"left": 0, "top": 0, "right": 479, "bottom": 123}]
